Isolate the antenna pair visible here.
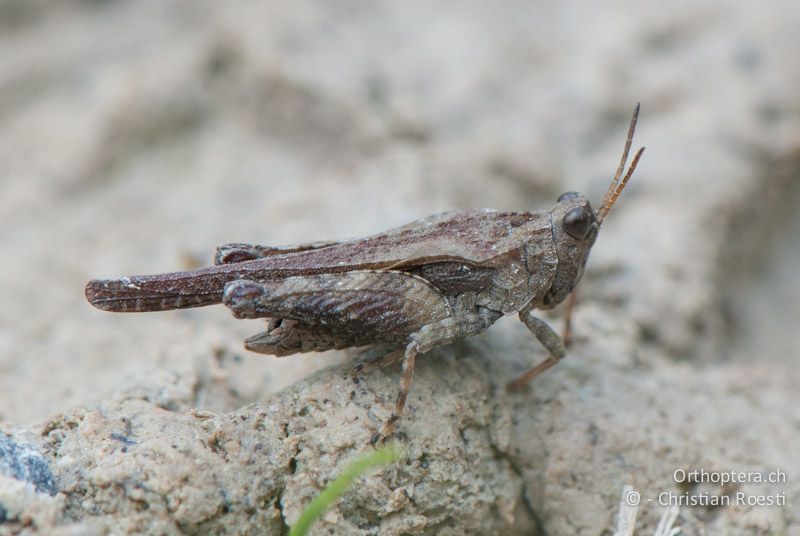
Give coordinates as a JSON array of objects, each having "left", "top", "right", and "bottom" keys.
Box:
[{"left": 596, "top": 104, "right": 646, "bottom": 224}]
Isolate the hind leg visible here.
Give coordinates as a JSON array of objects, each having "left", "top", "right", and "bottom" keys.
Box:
[
  {"left": 246, "top": 318, "right": 405, "bottom": 388},
  {"left": 222, "top": 271, "right": 454, "bottom": 337},
  {"left": 243, "top": 318, "right": 370, "bottom": 356},
  {"left": 214, "top": 241, "right": 339, "bottom": 265},
  {"left": 223, "top": 272, "right": 498, "bottom": 441}
]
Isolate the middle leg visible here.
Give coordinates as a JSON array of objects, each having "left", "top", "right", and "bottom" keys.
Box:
[
  {"left": 507, "top": 307, "right": 566, "bottom": 390},
  {"left": 371, "top": 306, "right": 502, "bottom": 443}
]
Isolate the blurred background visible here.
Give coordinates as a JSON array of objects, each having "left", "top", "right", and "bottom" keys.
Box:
[{"left": 0, "top": 0, "right": 798, "bottom": 441}]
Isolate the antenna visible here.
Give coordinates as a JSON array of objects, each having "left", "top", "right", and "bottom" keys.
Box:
[{"left": 596, "top": 104, "right": 645, "bottom": 224}]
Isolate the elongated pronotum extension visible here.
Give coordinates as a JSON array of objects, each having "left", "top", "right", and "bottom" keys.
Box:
[{"left": 596, "top": 104, "right": 645, "bottom": 224}]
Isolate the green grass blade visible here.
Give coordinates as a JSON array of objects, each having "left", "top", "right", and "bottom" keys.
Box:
[{"left": 288, "top": 443, "right": 405, "bottom": 536}]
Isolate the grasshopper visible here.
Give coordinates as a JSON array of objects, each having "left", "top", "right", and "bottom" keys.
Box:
[{"left": 86, "top": 105, "right": 644, "bottom": 442}]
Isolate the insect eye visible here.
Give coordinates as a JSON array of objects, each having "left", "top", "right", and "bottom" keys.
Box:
[
  {"left": 563, "top": 207, "right": 592, "bottom": 239},
  {"left": 557, "top": 191, "right": 580, "bottom": 203}
]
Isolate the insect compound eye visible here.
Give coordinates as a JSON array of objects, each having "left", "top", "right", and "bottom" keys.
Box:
[
  {"left": 557, "top": 191, "right": 581, "bottom": 203},
  {"left": 563, "top": 207, "right": 593, "bottom": 239}
]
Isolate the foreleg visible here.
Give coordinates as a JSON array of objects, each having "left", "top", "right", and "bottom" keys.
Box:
[
  {"left": 507, "top": 308, "right": 566, "bottom": 390},
  {"left": 561, "top": 287, "right": 578, "bottom": 346}
]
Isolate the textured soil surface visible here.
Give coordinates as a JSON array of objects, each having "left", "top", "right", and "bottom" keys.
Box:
[{"left": 1, "top": 1, "right": 799, "bottom": 534}]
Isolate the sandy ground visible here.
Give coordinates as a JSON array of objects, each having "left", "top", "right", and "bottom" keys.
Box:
[{"left": 1, "top": 1, "right": 799, "bottom": 534}]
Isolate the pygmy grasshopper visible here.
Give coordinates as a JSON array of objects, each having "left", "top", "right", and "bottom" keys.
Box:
[{"left": 86, "top": 105, "right": 644, "bottom": 442}]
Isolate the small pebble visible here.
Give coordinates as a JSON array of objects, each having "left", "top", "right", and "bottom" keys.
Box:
[{"left": 0, "top": 433, "right": 57, "bottom": 496}]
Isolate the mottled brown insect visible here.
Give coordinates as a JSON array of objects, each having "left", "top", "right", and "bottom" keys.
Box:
[{"left": 86, "top": 105, "right": 644, "bottom": 442}]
